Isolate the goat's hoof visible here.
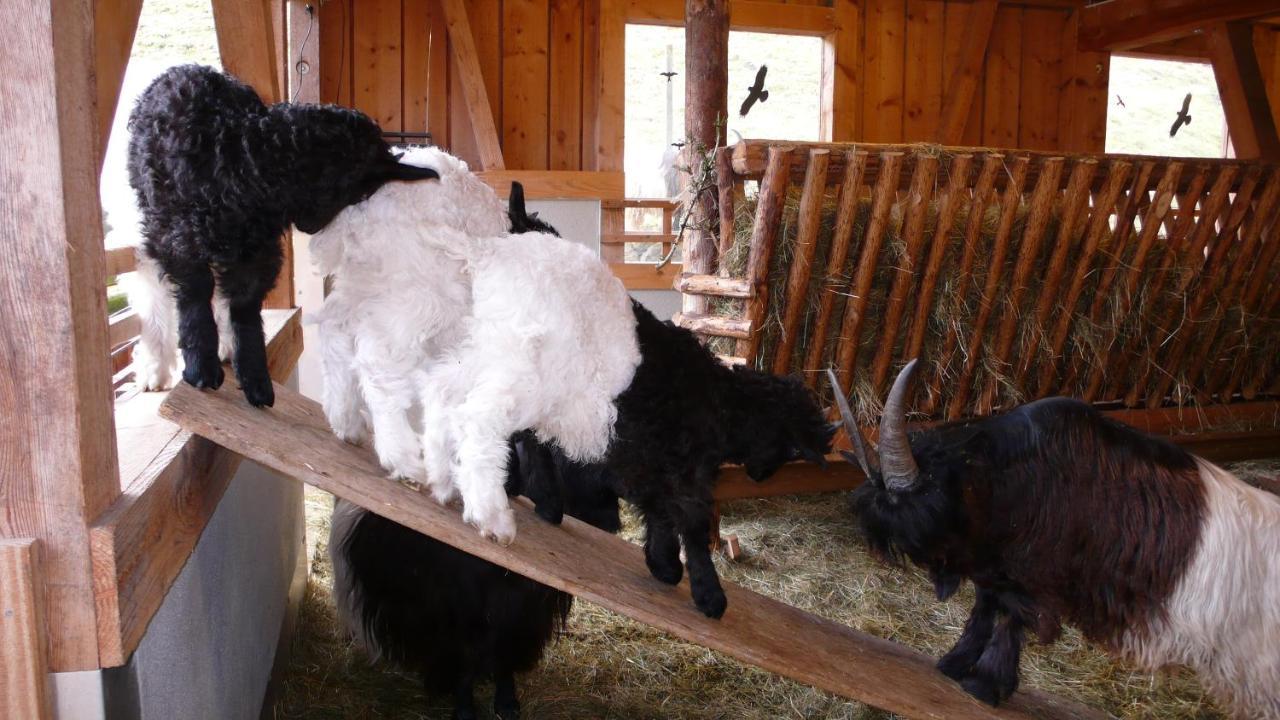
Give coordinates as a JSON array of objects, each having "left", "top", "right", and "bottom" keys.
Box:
[
  {"left": 467, "top": 506, "right": 518, "bottom": 546},
  {"left": 183, "top": 360, "right": 224, "bottom": 390},
  {"left": 959, "top": 673, "right": 1013, "bottom": 707},
  {"left": 936, "top": 650, "right": 977, "bottom": 682},
  {"left": 694, "top": 588, "right": 728, "bottom": 619},
  {"left": 646, "top": 558, "right": 683, "bottom": 586},
  {"left": 239, "top": 375, "right": 274, "bottom": 407},
  {"left": 533, "top": 500, "right": 564, "bottom": 526},
  {"left": 136, "top": 365, "right": 176, "bottom": 392}
]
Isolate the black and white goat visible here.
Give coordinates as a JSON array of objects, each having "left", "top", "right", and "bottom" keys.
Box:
[
  {"left": 830, "top": 361, "right": 1280, "bottom": 717},
  {"left": 127, "top": 64, "right": 437, "bottom": 406},
  {"left": 331, "top": 436, "right": 620, "bottom": 720}
]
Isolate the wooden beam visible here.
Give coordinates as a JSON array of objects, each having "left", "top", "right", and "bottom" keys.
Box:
[
  {"left": 936, "top": 0, "right": 999, "bottom": 144},
  {"left": 595, "top": 0, "right": 625, "bottom": 171},
  {"left": 0, "top": 540, "right": 51, "bottom": 720},
  {"left": 439, "top": 0, "right": 506, "bottom": 170},
  {"left": 158, "top": 379, "right": 1106, "bottom": 720},
  {"left": 94, "top": 0, "right": 144, "bottom": 169},
  {"left": 476, "top": 170, "right": 624, "bottom": 199},
  {"left": 503, "top": 0, "right": 551, "bottom": 169},
  {"left": 287, "top": 0, "right": 321, "bottom": 104},
  {"left": 1208, "top": 21, "right": 1280, "bottom": 161},
  {"left": 682, "top": 0, "right": 729, "bottom": 318},
  {"left": 91, "top": 310, "right": 302, "bottom": 667},
  {"left": 211, "top": 0, "right": 282, "bottom": 102},
  {"left": 1, "top": 0, "right": 120, "bottom": 671},
  {"left": 625, "top": 0, "right": 835, "bottom": 35},
  {"left": 820, "top": 0, "right": 859, "bottom": 141},
  {"left": 1079, "top": 0, "right": 1279, "bottom": 52}
]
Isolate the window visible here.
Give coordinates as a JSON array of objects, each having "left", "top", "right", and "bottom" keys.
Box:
[{"left": 1106, "top": 55, "right": 1230, "bottom": 158}]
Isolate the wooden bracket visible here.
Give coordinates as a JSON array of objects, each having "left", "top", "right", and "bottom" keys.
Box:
[
  {"left": 935, "top": 0, "right": 999, "bottom": 145},
  {"left": 1208, "top": 21, "right": 1280, "bottom": 161},
  {"left": 0, "top": 539, "right": 52, "bottom": 720},
  {"left": 437, "top": 0, "right": 505, "bottom": 170}
]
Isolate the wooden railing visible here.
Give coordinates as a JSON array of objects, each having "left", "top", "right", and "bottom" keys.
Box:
[
  {"left": 602, "top": 198, "right": 682, "bottom": 290},
  {"left": 105, "top": 239, "right": 140, "bottom": 388}
]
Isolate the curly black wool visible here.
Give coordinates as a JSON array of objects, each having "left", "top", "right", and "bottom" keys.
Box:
[{"left": 127, "top": 64, "right": 438, "bottom": 406}]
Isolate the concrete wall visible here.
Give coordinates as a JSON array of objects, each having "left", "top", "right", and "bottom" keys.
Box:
[{"left": 53, "top": 378, "right": 307, "bottom": 720}]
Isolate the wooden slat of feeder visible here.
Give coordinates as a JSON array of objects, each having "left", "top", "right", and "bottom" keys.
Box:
[
  {"left": 927, "top": 155, "right": 1002, "bottom": 415},
  {"left": 1220, "top": 184, "right": 1280, "bottom": 402},
  {"left": 737, "top": 146, "right": 794, "bottom": 361},
  {"left": 1037, "top": 161, "right": 1134, "bottom": 396},
  {"left": 1084, "top": 163, "right": 1185, "bottom": 402},
  {"left": 1102, "top": 165, "right": 1211, "bottom": 403},
  {"left": 948, "top": 156, "right": 1031, "bottom": 420},
  {"left": 975, "top": 156, "right": 1067, "bottom": 415},
  {"left": 773, "top": 149, "right": 831, "bottom": 375},
  {"left": 1012, "top": 159, "right": 1097, "bottom": 392},
  {"left": 716, "top": 147, "right": 736, "bottom": 262},
  {"left": 1125, "top": 166, "right": 1239, "bottom": 408},
  {"left": 906, "top": 154, "right": 973, "bottom": 365},
  {"left": 870, "top": 154, "right": 939, "bottom": 394},
  {"left": 1063, "top": 161, "right": 1156, "bottom": 396},
  {"left": 1147, "top": 168, "right": 1262, "bottom": 408},
  {"left": 158, "top": 380, "right": 1105, "bottom": 720},
  {"left": 1245, "top": 279, "right": 1280, "bottom": 398},
  {"left": 1203, "top": 171, "right": 1280, "bottom": 399},
  {"left": 832, "top": 152, "right": 904, "bottom": 392},
  {"left": 802, "top": 150, "right": 868, "bottom": 390},
  {"left": 673, "top": 312, "right": 752, "bottom": 339},
  {"left": 675, "top": 273, "right": 752, "bottom": 298}
]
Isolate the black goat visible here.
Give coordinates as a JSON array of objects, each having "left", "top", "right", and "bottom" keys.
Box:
[
  {"left": 331, "top": 436, "right": 621, "bottom": 720},
  {"left": 127, "top": 64, "right": 437, "bottom": 407},
  {"left": 602, "top": 304, "right": 833, "bottom": 618},
  {"left": 830, "top": 361, "right": 1280, "bottom": 716}
]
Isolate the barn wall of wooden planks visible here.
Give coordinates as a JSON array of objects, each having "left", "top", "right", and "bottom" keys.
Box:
[{"left": 314, "top": 0, "right": 1280, "bottom": 174}]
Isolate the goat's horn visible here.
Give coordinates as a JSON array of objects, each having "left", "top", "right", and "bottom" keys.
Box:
[
  {"left": 824, "top": 367, "right": 881, "bottom": 485},
  {"left": 879, "top": 359, "right": 921, "bottom": 493}
]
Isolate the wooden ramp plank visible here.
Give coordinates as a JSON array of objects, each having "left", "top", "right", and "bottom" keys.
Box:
[{"left": 159, "top": 380, "right": 1103, "bottom": 720}]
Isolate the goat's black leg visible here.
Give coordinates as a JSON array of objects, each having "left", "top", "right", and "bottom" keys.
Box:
[
  {"left": 450, "top": 673, "right": 478, "bottom": 720},
  {"left": 173, "top": 264, "right": 224, "bottom": 391},
  {"left": 959, "top": 613, "right": 1025, "bottom": 706},
  {"left": 642, "top": 510, "right": 683, "bottom": 586},
  {"left": 493, "top": 670, "right": 521, "bottom": 720},
  {"left": 675, "top": 500, "right": 727, "bottom": 619},
  {"left": 219, "top": 260, "right": 278, "bottom": 407},
  {"left": 937, "top": 586, "right": 998, "bottom": 681},
  {"left": 515, "top": 435, "right": 563, "bottom": 525}
]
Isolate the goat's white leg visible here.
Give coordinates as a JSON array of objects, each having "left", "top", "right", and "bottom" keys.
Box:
[
  {"left": 452, "top": 383, "right": 525, "bottom": 545},
  {"left": 318, "top": 321, "right": 369, "bottom": 446},
  {"left": 127, "top": 251, "right": 180, "bottom": 391},
  {"left": 419, "top": 377, "right": 460, "bottom": 505},
  {"left": 358, "top": 366, "right": 426, "bottom": 483},
  {"left": 213, "top": 286, "right": 236, "bottom": 363}
]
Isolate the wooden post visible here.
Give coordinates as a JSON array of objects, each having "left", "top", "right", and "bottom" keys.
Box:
[
  {"left": 288, "top": 0, "right": 321, "bottom": 104},
  {"left": 0, "top": 0, "right": 121, "bottom": 671},
  {"left": 94, "top": 0, "right": 144, "bottom": 170},
  {"left": 1208, "top": 21, "right": 1280, "bottom": 161},
  {"left": 682, "top": 0, "right": 728, "bottom": 317},
  {"left": 0, "top": 540, "right": 51, "bottom": 719}
]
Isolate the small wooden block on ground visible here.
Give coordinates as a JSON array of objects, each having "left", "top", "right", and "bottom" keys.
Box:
[{"left": 159, "top": 380, "right": 1103, "bottom": 720}]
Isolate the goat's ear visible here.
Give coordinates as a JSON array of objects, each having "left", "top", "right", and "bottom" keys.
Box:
[{"left": 509, "top": 181, "right": 527, "bottom": 217}]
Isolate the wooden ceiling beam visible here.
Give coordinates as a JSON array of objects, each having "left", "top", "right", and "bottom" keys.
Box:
[
  {"left": 1208, "top": 21, "right": 1280, "bottom": 161},
  {"left": 1079, "top": 0, "right": 1279, "bottom": 52}
]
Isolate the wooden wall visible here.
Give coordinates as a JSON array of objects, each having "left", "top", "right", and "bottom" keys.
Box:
[{"left": 316, "top": 0, "right": 1280, "bottom": 176}]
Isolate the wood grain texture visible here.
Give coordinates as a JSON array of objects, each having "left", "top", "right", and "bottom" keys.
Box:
[
  {"left": 1017, "top": 9, "right": 1066, "bottom": 150},
  {"left": 773, "top": 149, "right": 831, "bottom": 374},
  {"left": 476, "top": 170, "right": 623, "bottom": 199},
  {"left": 903, "top": 0, "right": 945, "bottom": 141},
  {"left": 1208, "top": 21, "right": 1280, "bottom": 161},
  {"left": 737, "top": 147, "right": 793, "bottom": 360},
  {"left": 213, "top": 0, "right": 282, "bottom": 103},
  {"left": 440, "top": 0, "right": 506, "bottom": 169},
  {"left": 319, "top": 0, "right": 354, "bottom": 105},
  {"left": 0, "top": 539, "right": 51, "bottom": 720},
  {"left": 821, "top": 0, "right": 859, "bottom": 141},
  {"left": 862, "top": 0, "right": 906, "bottom": 142},
  {"left": 1079, "top": 0, "right": 1279, "bottom": 52},
  {"left": 503, "top": 0, "right": 551, "bottom": 169},
  {"left": 595, "top": 0, "right": 625, "bottom": 171},
  {"left": 91, "top": 310, "right": 302, "bottom": 667},
  {"left": 402, "top": 0, "right": 430, "bottom": 133},
  {"left": 937, "top": 0, "right": 997, "bottom": 144},
  {"left": 1, "top": 0, "right": 120, "bottom": 671},
  {"left": 94, "top": 0, "right": 144, "bottom": 167},
  {"left": 157, "top": 379, "right": 1105, "bottom": 720},
  {"left": 351, "top": 0, "right": 402, "bottom": 129},
  {"left": 980, "top": 6, "right": 1021, "bottom": 148},
  {"left": 549, "top": 0, "right": 584, "bottom": 170},
  {"left": 288, "top": 0, "right": 322, "bottom": 103},
  {"left": 428, "top": 0, "right": 451, "bottom": 148}
]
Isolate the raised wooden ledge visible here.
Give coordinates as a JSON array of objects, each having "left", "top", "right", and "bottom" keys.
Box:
[
  {"left": 477, "top": 170, "right": 624, "bottom": 200},
  {"left": 156, "top": 379, "right": 1103, "bottom": 720},
  {"left": 90, "top": 309, "right": 302, "bottom": 667}
]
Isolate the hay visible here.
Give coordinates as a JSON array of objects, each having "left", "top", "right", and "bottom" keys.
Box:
[
  {"left": 706, "top": 152, "right": 1280, "bottom": 417},
  {"left": 271, "top": 463, "right": 1280, "bottom": 719}
]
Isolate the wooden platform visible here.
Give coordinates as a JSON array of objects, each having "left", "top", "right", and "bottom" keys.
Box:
[{"left": 159, "top": 380, "right": 1105, "bottom": 720}]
